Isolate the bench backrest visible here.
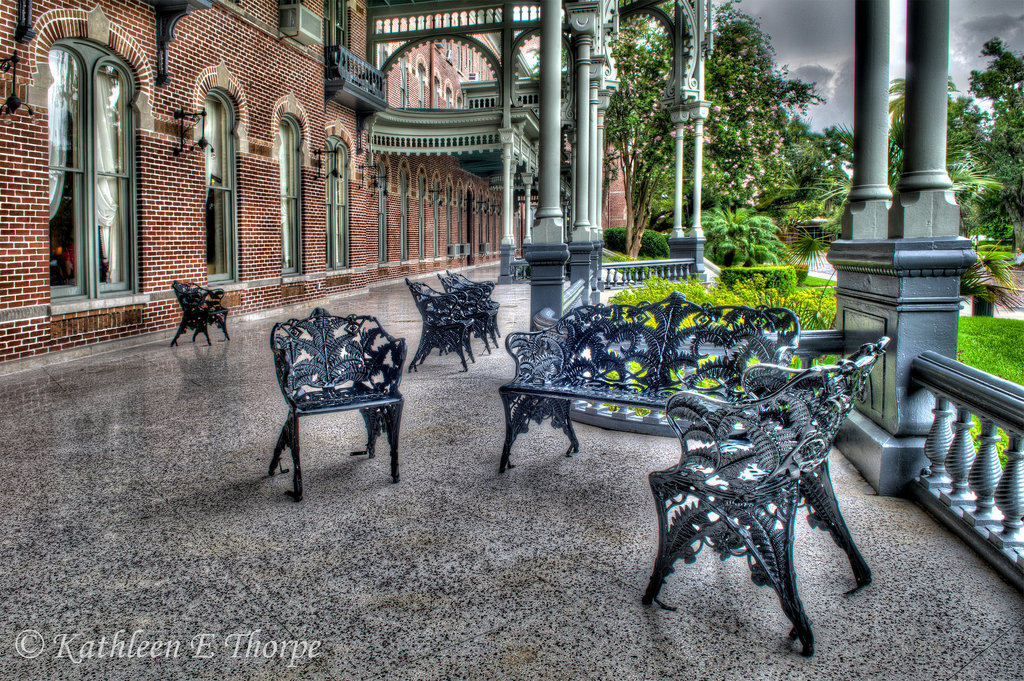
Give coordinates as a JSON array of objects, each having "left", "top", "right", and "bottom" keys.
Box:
[
  {"left": 172, "top": 281, "right": 217, "bottom": 313},
  {"left": 441, "top": 271, "right": 495, "bottom": 295},
  {"left": 511, "top": 291, "right": 800, "bottom": 399},
  {"left": 406, "top": 279, "right": 469, "bottom": 325},
  {"left": 271, "top": 308, "right": 405, "bottom": 403},
  {"left": 664, "top": 338, "right": 888, "bottom": 496}
]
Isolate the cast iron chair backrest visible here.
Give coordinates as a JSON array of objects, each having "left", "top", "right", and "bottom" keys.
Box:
[
  {"left": 441, "top": 270, "right": 495, "bottom": 295},
  {"left": 172, "top": 281, "right": 221, "bottom": 312},
  {"left": 507, "top": 291, "right": 800, "bottom": 399},
  {"left": 270, "top": 308, "right": 406, "bottom": 407},
  {"left": 406, "top": 280, "right": 471, "bottom": 326},
  {"left": 664, "top": 337, "right": 889, "bottom": 499}
]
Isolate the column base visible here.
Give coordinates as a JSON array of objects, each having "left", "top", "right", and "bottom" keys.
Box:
[
  {"left": 590, "top": 239, "right": 604, "bottom": 301},
  {"left": 568, "top": 242, "right": 594, "bottom": 303},
  {"left": 525, "top": 240, "right": 569, "bottom": 326},
  {"left": 887, "top": 189, "right": 960, "bottom": 239},
  {"left": 835, "top": 410, "right": 927, "bottom": 496},
  {"left": 667, "top": 236, "right": 706, "bottom": 280},
  {"left": 498, "top": 243, "right": 515, "bottom": 285}
]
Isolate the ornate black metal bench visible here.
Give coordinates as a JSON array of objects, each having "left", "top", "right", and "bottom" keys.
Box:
[
  {"left": 643, "top": 338, "right": 888, "bottom": 656},
  {"left": 437, "top": 272, "right": 500, "bottom": 351},
  {"left": 170, "top": 281, "right": 230, "bottom": 346},
  {"left": 498, "top": 291, "right": 801, "bottom": 472},
  {"left": 406, "top": 279, "right": 475, "bottom": 372},
  {"left": 269, "top": 308, "right": 406, "bottom": 501}
]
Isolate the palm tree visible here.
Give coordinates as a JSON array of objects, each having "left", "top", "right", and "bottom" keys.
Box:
[{"left": 703, "top": 206, "right": 784, "bottom": 268}]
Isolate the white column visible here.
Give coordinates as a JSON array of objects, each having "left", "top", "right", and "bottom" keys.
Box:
[
  {"left": 689, "top": 105, "right": 709, "bottom": 238},
  {"left": 572, "top": 35, "right": 592, "bottom": 238},
  {"left": 670, "top": 107, "right": 689, "bottom": 238}
]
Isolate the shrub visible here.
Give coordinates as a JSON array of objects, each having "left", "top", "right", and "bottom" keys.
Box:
[
  {"left": 719, "top": 266, "right": 798, "bottom": 296},
  {"left": 601, "top": 227, "right": 670, "bottom": 259},
  {"left": 610, "top": 275, "right": 836, "bottom": 331},
  {"left": 794, "top": 265, "right": 809, "bottom": 285}
]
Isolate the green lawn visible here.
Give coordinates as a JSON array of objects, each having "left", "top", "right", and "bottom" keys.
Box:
[
  {"left": 801, "top": 275, "right": 835, "bottom": 288},
  {"left": 958, "top": 316, "right": 1024, "bottom": 385}
]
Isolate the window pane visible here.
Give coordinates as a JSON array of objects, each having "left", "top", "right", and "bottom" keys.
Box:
[
  {"left": 207, "top": 188, "right": 230, "bottom": 276},
  {"left": 96, "top": 176, "right": 125, "bottom": 284},
  {"left": 49, "top": 172, "right": 79, "bottom": 288},
  {"left": 205, "top": 97, "right": 229, "bottom": 188},
  {"left": 335, "top": 203, "right": 347, "bottom": 267},
  {"left": 281, "top": 197, "right": 296, "bottom": 270},
  {"left": 95, "top": 65, "right": 126, "bottom": 175},
  {"left": 48, "top": 49, "right": 80, "bottom": 171}
]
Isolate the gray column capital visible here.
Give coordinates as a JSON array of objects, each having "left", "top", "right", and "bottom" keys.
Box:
[{"left": 669, "top": 104, "right": 691, "bottom": 125}]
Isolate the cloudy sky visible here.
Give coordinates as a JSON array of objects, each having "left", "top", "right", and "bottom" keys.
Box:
[{"left": 729, "top": 0, "right": 1024, "bottom": 131}]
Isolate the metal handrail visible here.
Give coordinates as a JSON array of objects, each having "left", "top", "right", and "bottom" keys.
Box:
[{"left": 324, "top": 44, "right": 385, "bottom": 100}]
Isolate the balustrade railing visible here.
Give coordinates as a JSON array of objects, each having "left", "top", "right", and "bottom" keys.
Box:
[
  {"left": 600, "top": 258, "right": 696, "bottom": 289},
  {"left": 324, "top": 44, "right": 386, "bottom": 103},
  {"left": 910, "top": 351, "right": 1023, "bottom": 586}
]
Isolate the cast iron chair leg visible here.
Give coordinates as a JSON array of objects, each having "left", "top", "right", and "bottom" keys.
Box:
[
  {"left": 358, "top": 407, "right": 382, "bottom": 459},
  {"left": 170, "top": 319, "right": 188, "bottom": 347},
  {"left": 738, "top": 490, "right": 814, "bottom": 656},
  {"left": 554, "top": 400, "right": 581, "bottom": 456},
  {"left": 268, "top": 417, "right": 292, "bottom": 476},
  {"left": 287, "top": 412, "right": 303, "bottom": 502},
  {"left": 800, "top": 460, "right": 872, "bottom": 591},
  {"left": 385, "top": 401, "right": 403, "bottom": 483},
  {"left": 642, "top": 472, "right": 709, "bottom": 608},
  {"left": 498, "top": 391, "right": 523, "bottom": 473}
]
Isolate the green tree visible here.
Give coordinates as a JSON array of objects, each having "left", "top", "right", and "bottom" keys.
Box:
[
  {"left": 702, "top": 206, "right": 784, "bottom": 267},
  {"left": 604, "top": 17, "right": 674, "bottom": 258},
  {"left": 702, "top": 4, "right": 820, "bottom": 208},
  {"left": 969, "top": 38, "right": 1024, "bottom": 250}
]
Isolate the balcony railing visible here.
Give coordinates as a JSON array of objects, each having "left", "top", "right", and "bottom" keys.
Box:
[
  {"left": 324, "top": 44, "right": 387, "bottom": 113},
  {"left": 909, "top": 351, "right": 1023, "bottom": 587},
  {"left": 600, "top": 258, "right": 696, "bottom": 289}
]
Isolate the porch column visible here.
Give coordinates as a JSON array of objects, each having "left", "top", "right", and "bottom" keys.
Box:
[
  {"left": 498, "top": 129, "right": 515, "bottom": 284},
  {"left": 568, "top": 32, "right": 594, "bottom": 303},
  {"left": 588, "top": 64, "right": 602, "bottom": 303},
  {"left": 666, "top": 105, "right": 690, "bottom": 263},
  {"left": 830, "top": 0, "right": 975, "bottom": 495},
  {"left": 592, "top": 92, "right": 608, "bottom": 296},
  {"left": 685, "top": 102, "right": 708, "bottom": 278},
  {"left": 526, "top": 0, "right": 569, "bottom": 323},
  {"left": 841, "top": 0, "right": 892, "bottom": 240}
]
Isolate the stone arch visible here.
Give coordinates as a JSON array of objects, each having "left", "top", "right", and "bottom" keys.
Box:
[
  {"left": 271, "top": 93, "right": 311, "bottom": 165},
  {"left": 29, "top": 6, "right": 155, "bottom": 130},
  {"left": 194, "top": 64, "right": 252, "bottom": 153}
]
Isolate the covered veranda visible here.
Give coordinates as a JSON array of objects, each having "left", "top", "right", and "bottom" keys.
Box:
[{"left": 0, "top": 265, "right": 1019, "bottom": 679}]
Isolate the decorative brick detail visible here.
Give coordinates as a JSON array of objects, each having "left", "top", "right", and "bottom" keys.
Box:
[
  {"left": 324, "top": 275, "right": 351, "bottom": 288},
  {"left": 220, "top": 292, "right": 242, "bottom": 308},
  {"left": 281, "top": 283, "right": 305, "bottom": 298},
  {"left": 51, "top": 306, "right": 145, "bottom": 339}
]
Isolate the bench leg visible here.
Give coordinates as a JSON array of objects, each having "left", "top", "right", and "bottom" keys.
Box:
[
  {"left": 800, "top": 460, "right": 871, "bottom": 591},
  {"left": 409, "top": 336, "right": 431, "bottom": 372},
  {"left": 268, "top": 411, "right": 302, "bottom": 501},
  {"left": 268, "top": 419, "right": 292, "bottom": 476},
  {"left": 499, "top": 394, "right": 579, "bottom": 473},
  {"left": 358, "top": 407, "right": 385, "bottom": 459},
  {"left": 385, "top": 401, "right": 402, "bottom": 483},
  {"left": 170, "top": 318, "right": 189, "bottom": 347}
]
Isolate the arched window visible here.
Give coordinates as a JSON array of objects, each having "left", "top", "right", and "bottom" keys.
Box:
[
  {"left": 277, "top": 116, "right": 302, "bottom": 274},
  {"left": 399, "top": 169, "right": 408, "bottom": 260},
  {"left": 324, "top": 0, "right": 347, "bottom": 48},
  {"left": 377, "top": 163, "right": 387, "bottom": 262},
  {"left": 417, "top": 64, "right": 426, "bottom": 107},
  {"left": 326, "top": 138, "right": 349, "bottom": 269},
  {"left": 203, "top": 90, "right": 236, "bottom": 281},
  {"left": 457, "top": 191, "right": 464, "bottom": 244},
  {"left": 445, "top": 86, "right": 453, "bottom": 109},
  {"left": 417, "top": 175, "right": 425, "bottom": 259},
  {"left": 445, "top": 185, "right": 452, "bottom": 247},
  {"left": 432, "top": 180, "right": 440, "bottom": 257},
  {"left": 48, "top": 41, "right": 136, "bottom": 298}
]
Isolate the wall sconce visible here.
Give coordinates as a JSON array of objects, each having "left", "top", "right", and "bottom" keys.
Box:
[
  {"left": 313, "top": 146, "right": 339, "bottom": 180},
  {"left": 1, "top": 53, "right": 32, "bottom": 117},
  {"left": 427, "top": 186, "right": 444, "bottom": 202},
  {"left": 357, "top": 162, "right": 387, "bottom": 197},
  {"left": 172, "top": 108, "right": 210, "bottom": 156}
]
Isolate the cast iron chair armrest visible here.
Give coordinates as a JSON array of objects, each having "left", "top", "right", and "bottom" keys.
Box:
[{"left": 504, "top": 328, "right": 567, "bottom": 385}]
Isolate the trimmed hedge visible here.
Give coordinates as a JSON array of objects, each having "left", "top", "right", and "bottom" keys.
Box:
[
  {"left": 794, "top": 265, "right": 809, "bottom": 286},
  {"left": 602, "top": 227, "right": 670, "bottom": 259},
  {"left": 719, "top": 265, "right": 798, "bottom": 296}
]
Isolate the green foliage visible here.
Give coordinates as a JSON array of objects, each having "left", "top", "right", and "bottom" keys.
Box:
[
  {"left": 702, "top": 206, "right": 784, "bottom": 267},
  {"left": 605, "top": 18, "right": 674, "bottom": 258},
  {"left": 719, "top": 266, "right": 797, "bottom": 296},
  {"left": 969, "top": 39, "right": 1024, "bottom": 251},
  {"left": 794, "top": 265, "right": 809, "bottom": 285},
  {"left": 610, "top": 275, "right": 836, "bottom": 331},
  {"left": 602, "top": 227, "right": 669, "bottom": 259},
  {"left": 958, "top": 317, "right": 1024, "bottom": 385},
  {"left": 960, "top": 245, "right": 1022, "bottom": 308},
  {"left": 703, "top": 5, "right": 821, "bottom": 208}
]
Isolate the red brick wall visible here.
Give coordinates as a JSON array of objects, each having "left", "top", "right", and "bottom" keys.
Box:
[{"left": 0, "top": 0, "right": 499, "bottom": 365}]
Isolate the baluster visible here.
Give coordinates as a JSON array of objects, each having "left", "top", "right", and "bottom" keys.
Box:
[
  {"left": 921, "top": 396, "right": 954, "bottom": 490},
  {"left": 991, "top": 435, "right": 1023, "bottom": 549},
  {"left": 941, "top": 407, "right": 977, "bottom": 507},
  {"left": 967, "top": 420, "right": 1002, "bottom": 526}
]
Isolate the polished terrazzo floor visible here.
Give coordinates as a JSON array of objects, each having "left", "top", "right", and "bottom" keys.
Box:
[{"left": 0, "top": 265, "right": 1021, "bottom": 680}]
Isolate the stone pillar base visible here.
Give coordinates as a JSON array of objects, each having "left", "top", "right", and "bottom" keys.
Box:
[
  {"left": 498, "top": 243, "right": 515, "bottom": 285},
  {"left": 568, "top": 241, "right": 594, "bottom": 303},
  {"left": 590, "top": 239, "right": 604, "bottom": 301},
  {"left": 667, "top": 236, "right": 706, "bottom": 280},
  {"left": 525, "top": 239, "right": 569, "bottom": 326},
  {"left": 835, "top": 411, "right": 928, "bottom": 496}
]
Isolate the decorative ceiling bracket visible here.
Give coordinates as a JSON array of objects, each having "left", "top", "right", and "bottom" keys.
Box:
[
  {"left": 16, "top": 0, "right": 36, "bottom": 43},
  {"left": 148, "top": 0, "right": 213, "bottom": 87}
]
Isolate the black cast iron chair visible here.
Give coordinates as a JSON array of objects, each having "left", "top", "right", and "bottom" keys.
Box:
[
  {"left": 269, "top": 308, "right": 406, "bottom": 501},
  {"left": 437, "top": 273, "right": 500, "bottom": 352},
  {"left": 170, "top": 281, "right": 229, "bottom": 346},
  {"left": 642, "top": 338, "right": 889, "bottom": 657},
  {"left": 406, "top": 279, "right": 476, "bottom": 372}
]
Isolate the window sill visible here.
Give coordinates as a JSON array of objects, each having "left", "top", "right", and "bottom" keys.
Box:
[{"left": 50, "top": 293, "right": 150, "bottom": 317}]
